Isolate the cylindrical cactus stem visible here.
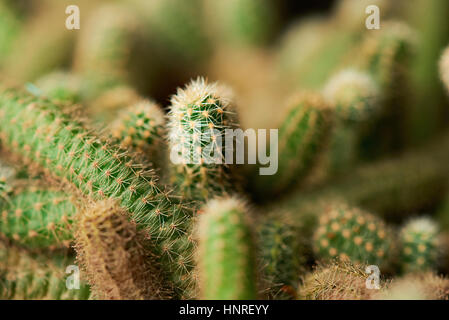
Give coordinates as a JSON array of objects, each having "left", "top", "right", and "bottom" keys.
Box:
[
  {"left": 258, "top": 219, "right": 303, "bottom": 299},
  {"left": 298, "top": 261, "right": 384, "bottom": 300},
  {"left": 251, "top": 92, "right": 332, "bottom": 197},
  {"left": 0, "top": 187, "right": 76, "bottom": 249},
  {"left": 75, "top": 199, "right": 172, "bottom": 300},
  {"left": 111, "top": 99, "right": 166, "bottom": 171},
  {"left": 197, "top": 197, "right": 257, "bottom": 300},
  {"left": 399, "top": 217, "right": 440, "bottom": 273},
  {"left": 167, "top": 77, "right": 237, "bottom": 202},
  {"left": 323, "top": 69, "right": 380, "bottom": 124},
  {"left": 203, "top": 0, "right": 277, "bottom": 47},
  {"left": 440, "top": 45, "right": 449, "bottom": 93},
  {"left": 0, "top": 241, "right": 91, "bottom": 300},
  {"left": 379, "top": 272, "right": 449, "bottom": 300},
  {"left": 313, "top": 204, "right": 395, "bottom": 269},
  {"left": 0, "top": 87, "right": 194, "bottom": 297}
]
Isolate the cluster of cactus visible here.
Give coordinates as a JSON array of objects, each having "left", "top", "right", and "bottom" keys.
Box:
[{"left": 1, "top": 0, "right": 449, "bottom": 301}]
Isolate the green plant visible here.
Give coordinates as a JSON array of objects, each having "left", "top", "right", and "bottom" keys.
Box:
[
  {"left": 197, "top": 197, "right": 257, "bottom": 299},
  {"left": 399, "top": 217, "right": 440, "bottom": 273},
  {"left": 313, "top": 204, "right": 394, "bottom": 268}
]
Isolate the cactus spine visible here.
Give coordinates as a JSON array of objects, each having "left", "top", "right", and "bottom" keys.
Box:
[
  {"left": 111, "top": 100, "right": 166, "bottom": 170},
  {"left": 0, "top": 187, "right": 76, "bottom": 249},
  {"left": 168, "top": 77, "right": 236, "bottom": 202},
  {"left": 0, "top": 242, "right": 90, "bottom": 300},
  {"left": 0, "top": 88, "right": 194, "bottom": 297},
  {"left": 399, "top": 217, "right": 440, "bottom": 273},
  {"left": 298, "top": 262, "right": 383, "bottom": 300},
  {"left": 75, "top": 199, "right": 171, "bottom": 299},
  {"left": 313, "top": 204, "right": 394, "bottom": 268},
  {"left": 197, "top": 197, "right": 257, "bottom": 299}
]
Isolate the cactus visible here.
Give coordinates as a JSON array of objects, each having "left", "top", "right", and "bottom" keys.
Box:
[
  {"left": 313, "top": 204, "right": 394, "bottom": 268},
  {"left": 0, "top": 87, "right": 195, "bottom": 297},
  {"left": 75, "top": 199, "right": 171, "bottom": 300},
  {"left": 379, "top": 272, "right": 449, "bottom": 300},
  {"left": 298, "top": 262, "right": 384, "bottom": 300},
  {"left": 440, "top": 45, "right": 449, "bottom": 93},
  {"left": 399, "top": 217, "right": 440, "bottom": 273},
  {"left": 197, "top": 197, "right": 257, "bottom": 299},
  {"left": 0, "top": 0, "right": 21, "bottom": 63},
  {"left": 167, "top": 77, "right": 236, "bottom": 202},
  {"left": 203, "top": 0, "right": 277, "bottom": 47},
  {"left": 258, "top": 219, "right": 303, "bottom": 299},
  {"left": 251, "top": 92, "right": 332, "bottom": 197},
  {"left": 32, "top": 71, "right": 83, "bottom": 105},
  {"left": 0, "top": 187, "right": 76, "bottom": 249},
  {"left": 111, "top": 99, "right": 166, "bottom": 170},
  {"left": 0, "top": 241, "right": 91, "bottom": 300}
]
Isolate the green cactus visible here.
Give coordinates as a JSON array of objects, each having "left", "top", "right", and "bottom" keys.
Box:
[
  {"left": 0, "top": 87, "right": 195, "bottom": 298},
  {"left": 251, "top": 92, "right": 332, "bottom": 197},
  {"left": 111, "top": 99, "right": 166, "bottom": 170},
  {"left": 313, "top": 204, "right": 394, "bottom": 268},
  {"left": 197, "top": 197, "right": 257, "bottom": 299},
  {"left": 258, "top": 219, "right": 303, "bottom": 299},
  {"left": 0, "top": 242, "right": 91, "bottom": 300},
  {"left": 203, "top": 0, "right": 277, "bottom": 47},
  {"left": 75, "top": 199, "right": 172, "bottom": 300},
  {"left": 0, "top": 187, "right": 76, "bottom": 249},
  {"left": 167, "top": 77, "right": 236, "bottom": 202},
  {"left": 298, "top": 261, "right": 384, "bottom": 300},
  {"left": 399, "top": 217, "right": 440, "bottom": 273}
]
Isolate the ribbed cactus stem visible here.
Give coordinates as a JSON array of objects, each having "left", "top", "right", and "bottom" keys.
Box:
[
  {"left": 168, "top": 77, "right": 236, "bottom": 202},
  {"left": 0, "top": 187, "right": 76, "bottom": 249},
  {"left": 0, "top": 87, "right": 194, "bottom": 297},
  {"left": 440, "top": 45, "right": 449, "bottom": 93},
  {"left": 313, "top": 204, "right": 394, "bottom": 268},
  {"left": 197, "top": 197, "right": 257, "bottom": 299},
  {"left": 0, "top": 242, "right": 91, "bottom": 300},
  {"left": 75, "top": 199, "right": 171, "bottom": 299},
  {"left": 298, "top": 262, "right": 383, "bottom": 300},
  {"left": 252, "top": 92, "right": 332, "bottom": 196},
  {"left": 400, "top": 217, "right": 440, "bottom": 273}
]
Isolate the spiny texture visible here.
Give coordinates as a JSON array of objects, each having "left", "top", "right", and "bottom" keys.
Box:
[
  {"left": 111, "top": 99, "right": 166, "bottom": 168},
  {"left": 252, "top": 92, "right": 332, "bottom": 196},
  {"left": 0, "top": 160, "right": 15, "bottom": 197},
  {"left": 440, "top": 45, "right": 449, "bottom": 93},
  {"left": 168, "top": 77, "right": 236, "bottom": 202},
  {"left": 313, "top": 204, "right": 394, "bottom": 268},
  {"left": 0, "top": 88, "right": 194, "bottom": 297},
  {"left": 400, "top": 217, "right": 440, "bottom": 273},
  {"left": 258, "top": 219, "right": 302, "bottom": 299},
  {"left": 0, "top": 187, "right": 76, "bottom": 249},
  {"left": 75, "top": 199, "right": 171, "bottom": 300},
  {"left": 204, "top": 0, "right": 277, "bottom": 47},
  {"left": 380, "top": 272, "right": 449, "bottom": 300},
  {"left": 197, "top": 197, "right": 257, "bottom": 299},
  {"left": 323, "top": 69, "right": 380, "bottom": 123},
  {"left": 0, "top": 242, "right": 91, "bottom": 300},
  {"left": 298, "top": 262, "right": 383, "bottom": 300}
]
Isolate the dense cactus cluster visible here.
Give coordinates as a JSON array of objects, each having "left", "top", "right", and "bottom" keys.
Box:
[{"left": 1, "top": 0, "right": 449, "bottom": 301}]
